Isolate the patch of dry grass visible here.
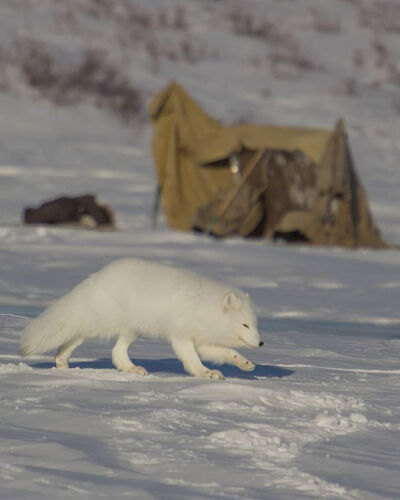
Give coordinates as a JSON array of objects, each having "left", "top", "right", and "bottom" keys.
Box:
[{"left": 10, "top": 40, "right": 143, "bottom": 123}]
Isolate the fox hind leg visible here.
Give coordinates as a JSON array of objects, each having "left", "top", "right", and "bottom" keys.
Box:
[
  {"left": 55, "top": 336, "right": 84, "bottom": 369},
  {"left": 112, "top": 332, "right": 147, "bottom": 375},
  {"left": 197, "top": 345, "right": 255, "bottom": 372}
]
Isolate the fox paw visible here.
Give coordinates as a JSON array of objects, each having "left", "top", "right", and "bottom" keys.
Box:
[
  {"left": 124, "top": 365, "right": 148, "bottom": 376},
  {"left": 203, "top": 369, "right": 224, "bottom": 380},
  {"left": 55, "top": 357, "right": 68, "bottom": 369},
  {"left": 234, "top": 354, "right": 255, "bottom": 372},
  {"left": 238, "top": 360, "right": 256, "bottom": 372}
]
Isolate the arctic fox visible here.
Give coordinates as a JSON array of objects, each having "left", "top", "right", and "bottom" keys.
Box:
[{"left": 20, "top": 258, "right": 262, "bottom": 379}]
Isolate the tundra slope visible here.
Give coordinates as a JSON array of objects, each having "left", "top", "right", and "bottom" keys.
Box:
[{"left": 20, "top": 258, "right": 262, "bottom": 379}]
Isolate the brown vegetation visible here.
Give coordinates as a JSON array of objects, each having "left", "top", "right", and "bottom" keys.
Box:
[{"left": 11, "top": 41, "right": 143, "bottom": 123}]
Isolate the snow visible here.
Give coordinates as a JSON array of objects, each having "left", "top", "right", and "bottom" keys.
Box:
[{"left": 0, "top": 0, "right": 400, "bottom": 498}]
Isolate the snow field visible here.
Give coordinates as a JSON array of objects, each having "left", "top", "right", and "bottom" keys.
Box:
[{"left": 0, "top": 0, "right": 400, "bottom": 498}]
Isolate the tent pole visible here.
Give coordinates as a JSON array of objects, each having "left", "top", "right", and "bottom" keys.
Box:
[
  {"left": 207, "top": 149, "right": 270, "bottom": 235},
  {"left": 152, "top": 184, "right": 162, "bottom": 229}
]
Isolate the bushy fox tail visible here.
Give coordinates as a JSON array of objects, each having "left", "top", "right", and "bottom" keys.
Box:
[{"left": 20, "top": 292, "right": 83, "bottom": 356}]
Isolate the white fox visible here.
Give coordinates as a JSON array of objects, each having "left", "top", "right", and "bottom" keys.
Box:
[{"left": 20, "top": 258, "right": 263, "bottom": 379}]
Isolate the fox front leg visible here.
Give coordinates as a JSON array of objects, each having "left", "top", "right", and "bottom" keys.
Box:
[
  {"left": 197, "top": 345, "right": 255, "bottom": 372},
  {"left": 170, "top": 337, "right": 224, "bottom": 380}
]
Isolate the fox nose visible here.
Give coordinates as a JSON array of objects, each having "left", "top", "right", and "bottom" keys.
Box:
[{"left": 259, "top": 341, "right": 264, "bottom": 347}]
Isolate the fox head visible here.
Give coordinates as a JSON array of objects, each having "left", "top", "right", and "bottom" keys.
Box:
[{"left": 219, "top": 291, "right": 262, "bottom": 349}]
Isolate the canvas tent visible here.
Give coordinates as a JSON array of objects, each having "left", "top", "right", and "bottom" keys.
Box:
[{"left": 150, "top": 81, "right": 387, "bottom": 248}]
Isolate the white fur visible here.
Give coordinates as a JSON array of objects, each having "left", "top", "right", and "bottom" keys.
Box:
[{"left": 20, "top": 258, "right": 261, "bottom": 379}]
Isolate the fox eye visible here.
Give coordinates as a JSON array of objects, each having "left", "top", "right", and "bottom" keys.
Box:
[{"left": 242, "top": 324, "right": 249, "bottom": 329}]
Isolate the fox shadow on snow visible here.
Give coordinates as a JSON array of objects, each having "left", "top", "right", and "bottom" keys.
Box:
[{"left": 32, "top": 358, "right": 293, "bottom": 379}]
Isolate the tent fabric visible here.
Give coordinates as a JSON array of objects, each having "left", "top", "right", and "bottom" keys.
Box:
[{"left": 150, "top": 81, "right": 387, "bottom": 248}]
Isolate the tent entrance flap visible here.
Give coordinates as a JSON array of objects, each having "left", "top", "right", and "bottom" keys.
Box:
[
  {"left": 194, "top": 149, "right": 270, "bottom": 238},
  {"left": 150, "top": 81, "right": 387, "bottom": 248}
]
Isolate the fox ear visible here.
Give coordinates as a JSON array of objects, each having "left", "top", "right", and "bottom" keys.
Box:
[{"left": 222, "top": 291, "right": 242, "bottom": 312}]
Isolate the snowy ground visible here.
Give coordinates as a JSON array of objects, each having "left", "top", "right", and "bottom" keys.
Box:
[{"left": 1, "top": 1, "right": 400, "bottom": 499}]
